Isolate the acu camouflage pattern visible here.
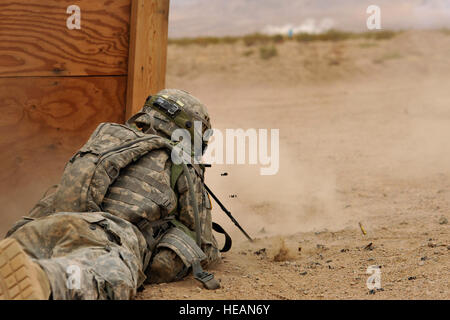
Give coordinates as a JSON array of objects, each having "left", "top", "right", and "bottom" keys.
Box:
[
  {"left": 102, "top": 148, "right": 177, "bottom": 225},
  {"left": 175, "top": 165, "right": 221, "bottom": 266},
  {"left": 6, "top": 117, "right": 220, "bottom": 299},
  {"left": 156, "top": 88, "right": 211, "bottom": 128},
  {"left": 157, "top": 228, "right": 207, "bottom": 268},
  {"left": 135, "top": 88, "right": 212, "bottom": 142},
  {"left": 9, "top": 212, "right": 148, "bottom": 300},
  {"left": 51, "top": 123, "right": 175, "bottom": 214}
]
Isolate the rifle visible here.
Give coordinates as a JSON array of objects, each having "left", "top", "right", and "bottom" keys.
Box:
[{"left": 203, "top": 183, "right": 253, "bottom": 242}]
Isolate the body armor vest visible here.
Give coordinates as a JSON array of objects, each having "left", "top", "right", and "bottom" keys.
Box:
[{"left": 102, "top": 149, "right": 177, "bottom": 225}]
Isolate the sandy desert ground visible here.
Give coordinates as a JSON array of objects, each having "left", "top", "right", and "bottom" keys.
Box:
[
  {"left": 137, "top": 30, "right": 449, "bottom": 299},
  {"left": 0, "top": 30, "right": 448, "bottom": 300}
]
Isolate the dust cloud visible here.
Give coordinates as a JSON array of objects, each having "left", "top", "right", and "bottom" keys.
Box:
[{"left": 206, "top": 142, "right": 352, "bottom": 242}]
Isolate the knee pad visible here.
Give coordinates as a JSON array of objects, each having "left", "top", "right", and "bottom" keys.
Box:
[
  {"left": 146, "top": 227, "right": 206, "bottom": 284},
  {"left": 146, "top": 248, "right": 185, "bottom": 284}
]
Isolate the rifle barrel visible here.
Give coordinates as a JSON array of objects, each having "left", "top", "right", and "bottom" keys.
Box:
[{"left": 204, "top": 184, "right": 253, "bottom": 242}]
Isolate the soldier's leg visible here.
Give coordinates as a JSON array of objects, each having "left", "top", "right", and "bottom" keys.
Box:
[
  {"left": 3, "top": 212, "right": 148, "bottom": 300},
  {"left": 146, "top": 227, "right": 220, "bottom": 285},
  {"left": 147, "top": 246, "right": 220, "bottom": 284},
  {"left": 147, "top": 248, "right": 185, "bottom": 284}
]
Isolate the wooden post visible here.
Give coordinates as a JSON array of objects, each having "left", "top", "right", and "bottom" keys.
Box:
[{"left": 126, "top": 0, "right": 170, "bottom": 119}]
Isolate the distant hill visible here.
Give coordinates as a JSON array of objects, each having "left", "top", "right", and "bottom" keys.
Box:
[{"left": 169, "top": 0, "right": 450, "bottom": 38}]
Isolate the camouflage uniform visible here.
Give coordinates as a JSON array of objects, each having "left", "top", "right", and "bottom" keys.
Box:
[
  {"left": 4, "top": 89, "right": 221, "bottom": 300},
  {"left": 9, "top": 212, "right": 147, "bottom": 300}
]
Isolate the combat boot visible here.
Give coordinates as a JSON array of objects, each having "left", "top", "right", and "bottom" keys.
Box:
[{"left": 0, "top": 238, "right": 51, "bottom": 300}]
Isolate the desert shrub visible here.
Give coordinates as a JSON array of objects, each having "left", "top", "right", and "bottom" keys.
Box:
[
  {"left": 243, "top": 49, "right": 254, "bottom": 57},
  {"left": 243, "top": 33, "right": 270, "bottom": 46},
  {"left": 440, "top": 28, "right": 450, "bottom": 35},
  {"left": 296, "top": 29, "right": 399, "bottom": 43},
  {"left": 318, "top": 30, "right": 356, "bottom": 41},
  {"left": 295, "top": 33, "right": 318, "bottom": 42},
  {"left": 168, "top": 36, "right": 239, "bottom": 46},
  {"left": 221, "top": 36, "right": 240, "bottom": 45},
  {"left": 272, "top": 34, "right": 284, "bottom": 44},
  {"left": 168, "top": 30, "right": 399, "bottom": 47},
  {"left": 296, "top": 30, "right": 356, "bottom": 42},
  {"left": 242, "top": 33, "right": 285, "bottom": 46},
  {"left": 361, "top": 30, "right": 398, "bottom": 40},
  {"left": 259, "top": 46, "right": 278, "bottom": 60}
]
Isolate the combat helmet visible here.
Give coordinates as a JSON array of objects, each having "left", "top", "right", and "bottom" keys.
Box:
[{"left": 127, "top": 89, "right": 212, "bottom": 154}]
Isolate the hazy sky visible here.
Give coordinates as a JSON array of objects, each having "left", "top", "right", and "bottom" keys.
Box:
[{"left": 169, "top": 0, "right": 450, "bottom": 37}]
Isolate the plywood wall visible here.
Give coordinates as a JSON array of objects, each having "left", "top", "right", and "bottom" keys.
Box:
[{"left": 0, "top": 0, "right": 169, "bottom": 234}]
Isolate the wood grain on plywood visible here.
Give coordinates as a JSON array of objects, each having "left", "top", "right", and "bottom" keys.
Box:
[
  {"left": 0, "top": 0, "right": 131, "bottom": 77},
  {"left": 0, "top": 76, "right": 126, "bottom": 190}
]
